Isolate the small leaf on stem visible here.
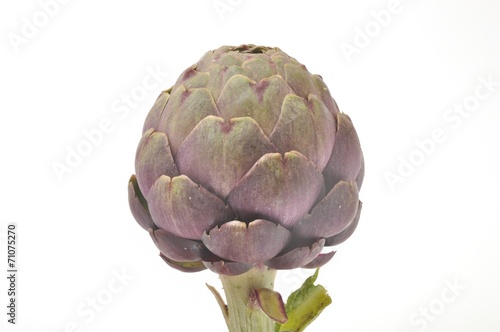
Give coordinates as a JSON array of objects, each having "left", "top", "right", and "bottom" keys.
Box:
[
  {"left": 206, "top": 283, "right": 229, "bottom": 322},
  {"left": 250, "top": 288, "right": 288, "bottom": 324},
  {"left": 276, "top": 269, "right": 332, "bottom": 332}
]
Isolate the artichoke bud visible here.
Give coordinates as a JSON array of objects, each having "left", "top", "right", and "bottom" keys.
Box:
[{"left": 128, "top": 44, "right": 363, "bottom": 275}]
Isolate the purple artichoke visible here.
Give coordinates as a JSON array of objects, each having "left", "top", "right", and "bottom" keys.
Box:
[{"left": 128, "top": 44, "right": 363, "bottom": 277}]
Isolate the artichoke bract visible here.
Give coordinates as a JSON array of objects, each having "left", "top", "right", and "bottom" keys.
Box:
[{"left": 128, "top": 44, "right": 364, "bottom": 276}]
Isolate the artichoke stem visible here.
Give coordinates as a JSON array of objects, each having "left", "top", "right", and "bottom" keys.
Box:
[{"left": 219, "top": 266, "right": 277, "bottom": 332}]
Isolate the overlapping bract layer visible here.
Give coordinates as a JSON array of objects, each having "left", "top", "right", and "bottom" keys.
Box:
[{"left": 128, "top": 45, "right": 364, "bottom": 275}]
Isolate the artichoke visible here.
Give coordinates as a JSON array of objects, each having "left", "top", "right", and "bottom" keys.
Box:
[
  {"left": 128, "top": 44, "right": 363, "bottom": 275},
  {"left": 128, "top": 44, "right": 363, "bottom": 331}
]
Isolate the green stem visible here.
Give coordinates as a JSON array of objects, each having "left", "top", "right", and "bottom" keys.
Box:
[{"left": 219, "top": 266, "right": 277, "bottom": 332}]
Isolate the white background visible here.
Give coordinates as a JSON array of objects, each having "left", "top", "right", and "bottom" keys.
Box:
[{"left": 1, "top": 0, "right": 499, "bottom": 331}]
